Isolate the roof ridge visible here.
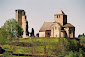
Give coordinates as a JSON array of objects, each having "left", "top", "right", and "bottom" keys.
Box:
[{"left": 54, "top": 9, "right": 66, "bottom": 15}]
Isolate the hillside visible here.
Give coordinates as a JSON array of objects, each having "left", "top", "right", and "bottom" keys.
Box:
[{"left": 0, "top": 37, "right": 85, "bottom": 57}]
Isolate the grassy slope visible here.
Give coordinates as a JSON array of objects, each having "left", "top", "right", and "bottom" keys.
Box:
[{"left": 2, "top": 38, "right": 59, "bottom": 56}]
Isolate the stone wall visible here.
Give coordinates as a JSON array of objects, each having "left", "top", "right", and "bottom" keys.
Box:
[
  {"left": 15, "top": 9, "right": 29, "bottom": 38},
  {"left": 39, "top": 32, "right": 45, "bottom": 37},
  {"left": 61, "top": 31, "right": 66, "bottom": 38},
  {"left": 50, "top": 23, "right": 61, "bottom": 38},
  {"left": 54, "top": 15, "right": 67, "bottom": 26},
  {"left": 64, "top": 27, "right": 75, "bottom": 38}
]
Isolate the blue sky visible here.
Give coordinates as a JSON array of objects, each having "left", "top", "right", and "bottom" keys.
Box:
[{"left": 0, "top": 0, "right": 85, "bottom": 37}]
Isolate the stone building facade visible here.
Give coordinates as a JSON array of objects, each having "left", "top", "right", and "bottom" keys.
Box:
[
  {"left": 39, "top": 9, "right": 75, "bottom": 38},
  {"left": 15, "top": 9, "right": 29, "bottom": 38}
]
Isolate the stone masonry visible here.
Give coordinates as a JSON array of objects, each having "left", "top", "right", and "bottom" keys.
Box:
[
  {"left": 15, "top": 9, "right": 29, "bottom": 38},
  {"left": 39, "top": 9, "right": 75, "bottom": 38}
]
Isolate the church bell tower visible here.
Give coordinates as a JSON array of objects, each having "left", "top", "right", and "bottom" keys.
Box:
[{"left": 54, "top": 9, "right": 67, "bottom": 26}]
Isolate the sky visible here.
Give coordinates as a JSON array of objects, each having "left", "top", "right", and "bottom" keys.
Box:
[{"left": 0, "top": 0, "right": 85, "bottom": 37}]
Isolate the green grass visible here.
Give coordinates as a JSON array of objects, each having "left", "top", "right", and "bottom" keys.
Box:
[
  {"left": 1, "top": 51, "right": 31, "bottom": 57},
  {"left": 1, "top": 37, "right": 85, "bottom": 57},
  {"left": 19, "top": 38, "right": 59, "bottom": 42},
  {"left": 1, "top": 38, "right": 60, "bottom": 56}
]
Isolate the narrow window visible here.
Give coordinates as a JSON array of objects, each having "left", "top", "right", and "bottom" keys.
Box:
[
  {"left": 57, "top": 15, "right": 58, "bottom": 18},
  {"left": 59, "top": 15, "right": 60, "bottom": 18}
]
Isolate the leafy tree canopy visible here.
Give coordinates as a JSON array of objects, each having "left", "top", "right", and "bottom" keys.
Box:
[{"left": 0, "top": 18, "right": 22, "bottom": 44}]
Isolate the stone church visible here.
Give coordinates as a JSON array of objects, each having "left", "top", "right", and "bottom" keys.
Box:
[
  {"left": 39, "top": 9, "right": 75, "bottom": 38},
  {"left": 15, "top": 9, "right": 29, "bottom": 38}
]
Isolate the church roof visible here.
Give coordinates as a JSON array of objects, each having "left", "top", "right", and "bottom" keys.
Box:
[
  {"left": 54, "top": 9, "right": 65, "bottom": 15},
  {"left": 39, "top": 22, "right": 62, "bottom": 32},
  {"left": 39, "top": 22, "right": 54, "bottom": 32},
  {"left": 64, "top": 23, "right": 75, "bottom": 27},
  {"left": 39, "top": 22, "right": 75, "bottom": 32}
]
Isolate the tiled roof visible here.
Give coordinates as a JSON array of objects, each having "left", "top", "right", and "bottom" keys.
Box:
[
  {"left": 64, "top": 23, "right": 75, "bottom": 27},
  {"left": 39, "top": 22, "right": 53, "bottom": 32},
  {"left": 39, "top": 22, "right": 75, "bottom": 32}
]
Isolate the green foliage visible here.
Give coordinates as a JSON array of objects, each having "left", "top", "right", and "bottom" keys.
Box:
[
  {"left": 1, "top": 18, "right": 22, "bottom": 38},
  {"left": 78, "top": 48, "right": 85, "bottom": 57},
  {"left": 79, "top": 48, "right": 83, "bottom": 54},
  {"left": 1, "top": 38, "right": 85, "bottom": 57},
  {"left": 0, "top": 28, "right": 8, "bottom": 44},
  {"left": 1, "top": 52, "right": 13, "bottom": 57},
  {"left": 80, "top": 36, "right": 85, "bottom": 46},
  {"left": 0, "top": 18, "right": 22, "bottom": 44},
  {"left": 66, "top": 38, "right": 79, "bottom": 52},
  {"left": 1, "top": 52, "right": 29, "bottom": 57},
  {"left": 79, "top": 54, "right": 83, "bottom": 57},
  {"left": 78, "top": 33, "right": 85, "bottom": 38},
  {"left": 65, "top": 49, "right": 85, "bottom": 57},
  {"left": 65, "top": 51, "right": 75, "bottom": 57}
]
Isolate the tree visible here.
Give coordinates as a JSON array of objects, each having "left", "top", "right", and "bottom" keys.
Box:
[
  {"left": 30, "top": 28, "right": 34, "bottom": 37},
  {"left": 0, "top": 18, "right": 22, "bottom": 42},
  {"left": 79, "top": 54, "right": 83, "bottom": 57},
  {"left": 83, "top": 33, "right": 84, "bottom": 36},
  {"left": 78, "top": 34, "right": 81, "bottom": 38},
  {"left": 65, "top": 51, "right": 75, "bottom": 57},
  {"left": 0, "top": 28, "right": 8, "bottom": 44}
]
